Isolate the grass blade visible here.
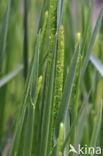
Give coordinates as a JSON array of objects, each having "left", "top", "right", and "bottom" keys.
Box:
[
  {"left": 0, "top": 64, "right": 24, "bottom": 88},
  {"left": 75, "top": 104, "right": 91, "bottom": 147},
  {"left": 90, "top": 53, "right": 103, "bottom": 77},
  {"left": 39, "top": 37, "right": 57, "bottom": 156},
  {"left": 23, "top": 0, "right": 29, "bottom": 79},
  {"left": 18, "top": 75, "right": 42, "bottom": 156},
  {"left": 9, "top": 34, "right": 40, "bottom": 156},
  {"left": 22, "top": 104, "right": 34, "bottom": 156},
  {"left": 61, "top": 103, "right": 86, "bottom": 152},
  {"left": 81, "top": 5, "right": 103, "bottom": 81},
  {"left": 57, "top": 0, "right": 64, "bottom": 33},
  {"left": 90, "top": 103, "right": 102, "bottom": 147},
  {"left": 0, "top": 0, "right": 11, "bottom": 73}
]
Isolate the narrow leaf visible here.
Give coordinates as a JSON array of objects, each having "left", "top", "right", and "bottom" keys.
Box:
[
  {"left": 9, "top": 35, "right": 40, "bottom": 156},
  {"left": 0, "top": 65, "right": 24, "bottom": 88},
  {"left": 22, "top": 104, "right": 34, "bottom": 156},
  {"left": 81, "top": 5, "right": 103, "bottom": 81},
  {"left": 23, "top": 0, "right": 29, "bottom": 79},
  {"left": 0, "top": 0, "right": 11, "bottom": 73},
  {"left": 90, "top": 103, "right": 102, "bottom": 147},
  {"left": 57, "top": 0, "right": 64, "bottom": 33},
  {"left": 90, "top": 53, "right": 103, "bottom": 77},
  {"left": 39, "top": 37, "right": 57, "bottom": 156}
]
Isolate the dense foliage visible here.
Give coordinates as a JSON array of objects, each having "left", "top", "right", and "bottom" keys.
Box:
[{"left": 0, "top": 0, "right": 103, "bottom": 155}]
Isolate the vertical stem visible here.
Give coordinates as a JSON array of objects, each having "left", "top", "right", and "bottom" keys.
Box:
[{"left": 24, "top": 0, "right": 29, "bottom": 80}]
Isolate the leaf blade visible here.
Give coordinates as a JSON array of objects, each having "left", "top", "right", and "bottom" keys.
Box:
[
  {"left": 80, "top": 5, "right": 103, "bottom": 82},
  {"left": 90, "top": 53, "right": 103, "bottom": 77},
  {"left": 0, "top": 0, "right": 11, "bottom": 73}
]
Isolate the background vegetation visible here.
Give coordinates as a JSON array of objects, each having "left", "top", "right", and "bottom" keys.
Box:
[{"left": 0, "top": 0, "right": 103, "bottom": 155}]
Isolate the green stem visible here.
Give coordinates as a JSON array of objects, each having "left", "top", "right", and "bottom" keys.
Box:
[{"left": 23, "top": 0, "right": 29, "bottom": 79}]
